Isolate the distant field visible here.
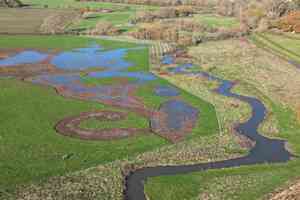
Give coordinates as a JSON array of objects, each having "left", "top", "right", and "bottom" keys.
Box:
[
  {"left": 0, "top": 8, "right": 75, "bottom": 34},
  {"left": 193, "top": 14, "right": 240, "bottom": 29},
  {"left": 252, "top": 33, "right": 300, "bottom": 65},
  {"left": 70, "top": 11, "right": 135, "bottom": 31},
  {"left": 22, "top": 0, "right": 157, "bottom": 9},
  {"left": 0, "top": 1, "right": 157, "bottom": 34}
]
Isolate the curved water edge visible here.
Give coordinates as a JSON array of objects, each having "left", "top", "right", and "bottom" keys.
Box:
[
  {"left": 124, "top": 58, "right": 293, "bottom": 200},
  {"left": 0, "top": 44, "right": 293, "bottom": 199}
]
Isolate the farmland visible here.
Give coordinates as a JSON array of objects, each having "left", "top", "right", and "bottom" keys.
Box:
[{"left": 0, "top": 8, "right": 76, "bottom": 34}]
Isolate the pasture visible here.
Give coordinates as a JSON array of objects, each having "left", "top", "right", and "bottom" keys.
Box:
[
  {"left": 252, "top": 33, "right": 300, "bottom": 65},
  {"left": 193, "top": 14, "right": 240, "bottom": 29},
  {"left": 0, "top": 35, "right": 218, "bottom": 196},
  {"left": 143, "top": 36, "right": 300, "bottom": 200},
  {"left": 0, "top": 8, "right": 76, "bottom": 34}
]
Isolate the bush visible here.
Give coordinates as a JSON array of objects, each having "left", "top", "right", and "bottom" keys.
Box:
[
  {"left": 88, "top": 21, "right": 121, "bottom": 36},
  {"left": 133, "top": 6, "right": 194, "bottom": 23},
  {"left": 277, "top": 11, "right": 300, "bottom": 33},
  {"left": 40, "top": 14, "right": 70, "bottom": 34}
]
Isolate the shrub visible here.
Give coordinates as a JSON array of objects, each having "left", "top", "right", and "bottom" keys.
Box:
[
  {"left": 40, "top": 14, "right": 72, "bottom": 34},
  {"left": 88, "top": 21, "right": 121, "bottom": 36},
  {"left": 133, "top": 6, "right": 194, "bottom": 23},
  {"left": 277, "top": 11, "right": 300, "bottom": 33}
]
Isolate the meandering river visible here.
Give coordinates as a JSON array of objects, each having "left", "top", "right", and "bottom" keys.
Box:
[{"left": 124, "top": 56, "right": 292, "bottom": 200}]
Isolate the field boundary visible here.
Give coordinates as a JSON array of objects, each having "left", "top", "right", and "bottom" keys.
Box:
[{"left": 251, "top": 33, "right": 300, "bottom": 69}]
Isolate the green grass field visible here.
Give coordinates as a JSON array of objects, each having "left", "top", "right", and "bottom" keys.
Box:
[
  {"left": 145, "top": 91, "right": 300, "bottom": 199},
  {"left": 193, "top": 14, "right": 240, "bottom": 29},
  {"left": 0, "top": 35, "right": 141, "bottom": 50},
  {"left": 22, "top": 0, "right": 157, "bottom": 10},
  {"left": 0, "top": 35, "right": 218, "bottom": 195},
  {"left": 71, "top": 11, "right": 135, "bottom": 31},
  {"left": 145, "top": 161, "right": 300, "bottom": 200},
  {"left": 251, "top": 33, "right": 300, "bottom": 65},
  {"left": 144, "top": 37, "right": 300, "bottom": 200},
  {"left": 0, "top": 78, "right": 166, "bottom": 193}
]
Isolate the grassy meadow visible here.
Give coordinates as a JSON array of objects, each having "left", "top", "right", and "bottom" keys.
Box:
[
  {"left": 0, "top": 35, "right": 218, "bottom": 195},
  {"left": 251, "top": 33, "right": 300, "bottom": 65},
  {"left": 193, "top": 14, "right": 240, "bottom": 29},
  {"left": 144, "top": 36, "right": 300, "bottom": 200}
]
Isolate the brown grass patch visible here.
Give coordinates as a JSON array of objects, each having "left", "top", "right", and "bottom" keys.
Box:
[
  {"left": 189, "top": 38, "right": 300, "bottom": 112},
  {"left": 56, "top": 111, "right": 149, "bottom": 140},
  {"left": 268, "top": 179, "right": 300, "bottom": 200},
  {"left": 0, "top": 8, "right": 76, "bottom": 34}
]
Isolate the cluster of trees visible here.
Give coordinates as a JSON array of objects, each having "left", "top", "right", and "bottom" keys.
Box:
[
  {"left": 87, "top": 21, "right": 121, "bottom": 35},
  {"left": 132, "top": 6, "right": 194, "bottom": 23},
  {"left": 78, "top": 0, "right": 215, "bottom": 7},
  {"left": 40, "top": 14, "right": 71, "bottom": 34},
  {"left": 277, "top": 11, "right": 300, "bottom": 33},
  {"left": 0, "top": 0, "right": 22, "bottom": 7},
  {"left": 40, "top": 12, "right": 80, "bottom": 34},
  {"left": 79, "top": 7, "right": 113, "bottom": 15},
  {"left": 130, "top": 22, "right": 179, "bottom": 42},
  {"left": 78, "top": 0, "right": 181, "bottom": 6},
  {"left": 217, "top": 0, "right": 300, "bottom": 31},
  {"left": 217, "top": 0, "right": 298, "bottom": 17},
  {"left": 130, "top": 19, "right": 246, "bottom": 47}
]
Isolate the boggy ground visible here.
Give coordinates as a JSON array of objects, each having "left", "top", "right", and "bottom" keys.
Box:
[
  {"left": 189, "top": 38, "right": 300, "bottom": 113},
  {"left": 0, "top": 35, "right": 220, "bottom": 198},
  {"left": 6, "top": 47, "right": 250, "bottom": 200},
  {"left": 142, "top": 37, "right": 300, "bottom": 200}
]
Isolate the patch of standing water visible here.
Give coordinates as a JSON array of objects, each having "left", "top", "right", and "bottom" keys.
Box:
[
  {"left": 88, "top": 71, "right": 156, "bottom": 83},
  {"left": 153, "top": 99, "right": 199, "bottom": 131},
  {"left": 51, "top": 44, "right": 133, "bottom": 70},
  {"left": 27, "top": 43, "right": 159, "bottom": 103},
  {"left": 0, "top": 51, "right": 48, "bottom": 67},
  {"left": 161, "top": 55, "right": 194, "bottom": 73},
  {"left": 154, "top": 85, "right": 180, "bottom": 97},
  {"left": 162, "top": 55, "right": 220, "bottom": 82},
  {"left": 125, "top": 54, "right": 293, "bottom": 200},
  {"left": 161, "top": 55, "right": 174, "bottom": 65}
]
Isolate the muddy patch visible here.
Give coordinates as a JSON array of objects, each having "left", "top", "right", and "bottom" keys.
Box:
[
  {"left": 151, "top": 100, "right": 199, "bottom": 142},
  {"left": 154, "top": 85, "right": 180, "bottom": 97},
  {"left": 0, "top": 44, "right": 199, "bottom": 143},
  {"left": 56, "top": 111, "right": 149, "bottom": 140}
]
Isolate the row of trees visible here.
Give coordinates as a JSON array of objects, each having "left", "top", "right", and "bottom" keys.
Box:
[
  {"left": 132, "top": 6, "right": 194, "bottom": 23},
  {"left": 277, "top": 11, "right": 300, "bottom": 33},
  {"left": 0, "top": 0, "right": 22, "bottom": 7},
  {"left": 217, "top": 0, "right": 300, "bottom": 31},
  {"left": 78, "top": 0, "right": 215, "bottom": 7},
  {"left": 87, "top": 21, "right": 121, "bottom": 35},
  {"left": 130, "top": 19, "right": 246, "bottom": 47}
]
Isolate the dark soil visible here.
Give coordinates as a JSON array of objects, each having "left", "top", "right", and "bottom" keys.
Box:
[{"left": 56, "top": 111, "right": 150, "bottom": 140}]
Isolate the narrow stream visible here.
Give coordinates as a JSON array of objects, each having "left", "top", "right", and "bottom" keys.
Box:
[
  {"left": 0, "top": 46, "right": 293, "bottom": 199},
  {"left": 124, "top": 57, "right": 292, "bottom": 200}
]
